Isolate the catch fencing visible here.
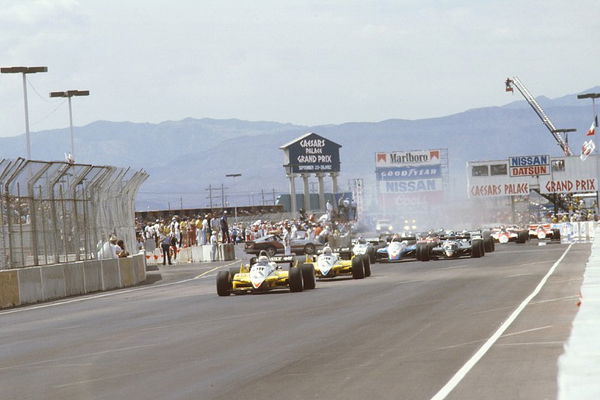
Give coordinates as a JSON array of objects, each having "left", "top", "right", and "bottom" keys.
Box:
[{"left": 0, "top": 158, "right": 148, "bottom": 270}]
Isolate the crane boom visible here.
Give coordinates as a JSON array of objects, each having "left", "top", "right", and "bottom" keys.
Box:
[{"left": 505, "top": 76, "right": 572, "bottom": 156}]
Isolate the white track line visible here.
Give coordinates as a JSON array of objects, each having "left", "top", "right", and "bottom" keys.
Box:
[
  {"left": 430, "top": 243, "right": 573, "bottom": 400},
  {"left": 0, "top": 261, "right": 238, "bottom": 316}
]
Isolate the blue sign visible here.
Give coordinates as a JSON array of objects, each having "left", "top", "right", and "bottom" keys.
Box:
[
  {"left": 376, "top": 165, "right": 442, "bottom": 181},
  {"left": 508, "top": 155, "right": 549, "bottom": 167}
]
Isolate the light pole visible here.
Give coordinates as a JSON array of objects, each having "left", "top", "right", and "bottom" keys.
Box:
[
  {"left": 1, "top": 66, "right": 48, "bottom": 159},
  {"left": 551, "top": 128, "right": 576, "bottom": 149},
  {"left": 225, "top": 173, "right": 242, "bottom": 223},
  {"left": 49, "top": 90, "right": 90, "bottom": 162}
]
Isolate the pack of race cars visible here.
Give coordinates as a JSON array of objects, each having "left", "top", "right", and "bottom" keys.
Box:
[{"left": 216, "top": 224, "right": 560, "bottom": 296}]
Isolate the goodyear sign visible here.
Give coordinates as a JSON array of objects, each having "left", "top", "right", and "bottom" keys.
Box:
[
  {"left": 376, "top": 165, "right": 442, "bottom": 181},
  {"left": 508, "top": 155, "right": 550, "bottom": 177}
]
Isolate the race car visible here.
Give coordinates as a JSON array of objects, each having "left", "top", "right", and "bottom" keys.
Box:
[
  {"left": 305, "top": 246, "right": 370, "bottom": 279},
  {"left": 489, "top": 225, "right": 528, "bottom": 244},
  {"left": 216, "top": 252, "right": 315, "bottom": 296},
  {"left": 376, "top": 235, "right": 417, "bottom": 262},
  {"left": 417, "top": 231, "right": 487, "bottom": 260},
  {"left": 528, "top": 224, "right": 561, "bottom": 241},
  {"left": 352, "top": 237, "right": 377, "bottom": 263}
]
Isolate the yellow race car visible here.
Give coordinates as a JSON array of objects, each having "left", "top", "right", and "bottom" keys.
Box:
[
  {"left": 216, "top": 253, "right": 316, "bottom": 296},
  {"left": 304, "top": 246, "right": 371, "bottom": 280}
]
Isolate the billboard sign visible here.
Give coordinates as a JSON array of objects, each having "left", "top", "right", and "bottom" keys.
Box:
[
  {"left": 282, "top": 133, "right": 341, "bottom": 173},
  {"left": 376, "top": 150, "right": 442, "bottom": 167},
  {"left": 469, "top": 182, "right": 530, "bottom": 197},
  {"left": 376, "top": 165, "right": 442, "bottom": 181},
  {"left": 540, "top": 178, "right": 597, "bottom": 194},
  {"left": 508, "top": 155, "right": 550, "bottom": 177},
  {"left": 379, "top": 178, "right": 443, "bottom": 194}
]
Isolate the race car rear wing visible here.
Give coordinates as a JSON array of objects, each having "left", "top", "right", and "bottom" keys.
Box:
[{"left": 270, "top": 255, "right": 295, "bottom": 263}]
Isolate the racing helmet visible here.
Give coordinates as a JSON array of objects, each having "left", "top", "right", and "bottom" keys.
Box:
[
  {"left": 257, "top": 255, "right": 269, "bottom": 264},
  {"left": 358, "top": 237, "right": 367, "bottom": 244},
  {"left": 323, "top": 246, "right": 333, "bottom": 255}
]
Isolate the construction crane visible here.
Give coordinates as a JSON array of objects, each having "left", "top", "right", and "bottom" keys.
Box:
[{"left": 505, "top": 76, "right": 573, "bottom": 156}]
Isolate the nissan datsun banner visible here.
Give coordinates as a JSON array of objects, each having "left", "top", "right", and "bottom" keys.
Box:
[
  {"left": 376, "top": 165, "right": 442, "bottom": 181},
  {"left": 539, "top": 178, "right": 597, "bottom": 194},
  {"left": 469, "top": 182, "right": 530, "bottom": 197},
  {"left": 376, "top": 150, "right": 442, "bottom": 167},
  {"left": 508, "top": 155, "right": 550, "bottom": 177}
]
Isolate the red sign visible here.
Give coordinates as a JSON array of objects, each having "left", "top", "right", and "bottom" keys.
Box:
[
  {"left": 469, "top": 182, "right": 529, "bottom": 197},
  {"left": 510, "top": 165, "right": 549, "bottom": 176},
  {"left": 542, "top": 178, "right": 597, "bottom": 193}
]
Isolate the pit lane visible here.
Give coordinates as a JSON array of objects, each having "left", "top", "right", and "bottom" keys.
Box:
[{"left": 0, "top": 241, "right": 588, "bottom": 400}]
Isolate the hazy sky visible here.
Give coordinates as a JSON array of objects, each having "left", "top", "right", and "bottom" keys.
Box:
[{"left": 0, "top": 0, "right": 599, "bottom": 138}]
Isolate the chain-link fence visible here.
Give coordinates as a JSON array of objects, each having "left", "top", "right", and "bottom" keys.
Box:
[{"left": 0, "top": 158, "right": 148, "bottom": 270}]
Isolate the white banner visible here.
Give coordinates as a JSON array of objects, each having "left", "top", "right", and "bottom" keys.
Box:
[
  {"left": 379, "top": 178, "right": 443, "bottom": 193},
  {"left": 539, "top": 177, "right": 597, "bottom": 193},
  {"left": 469, "top": 182, "right": 530, "bottom": 197}
]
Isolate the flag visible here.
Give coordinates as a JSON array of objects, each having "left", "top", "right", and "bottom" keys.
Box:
[
  {"left": 580, "top": 140, "right": 595, "bottom": 161},
  {"left": 586, "top": 119, "right": 596, "bottom": 136}
]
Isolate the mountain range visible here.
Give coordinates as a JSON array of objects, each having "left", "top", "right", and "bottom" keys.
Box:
[{"left": 1, "top": 86, "right": 599, "bottom": 210}]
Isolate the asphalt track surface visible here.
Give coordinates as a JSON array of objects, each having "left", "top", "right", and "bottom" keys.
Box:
[{"left": 0, "top": 242, "right": 589, "bottom": 400}]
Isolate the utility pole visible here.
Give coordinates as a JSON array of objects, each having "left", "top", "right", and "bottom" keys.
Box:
[
  {"left": 206, "top": 184, "right": 213, "bottom": 208},
  {"left": 272, "top": 188, "right": 276, "bottom": 205},
  {"left": 261, "top": 189, "right": 265, "bottom": 205},
  {"left": 221, "top": 184, "right": 225, "bottom": 209},
  {"left": 180, "top": 196, "right": 183, "bottom": 210}
]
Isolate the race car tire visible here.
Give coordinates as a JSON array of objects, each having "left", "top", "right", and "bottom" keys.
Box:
[
  {"left": 369, "top": 247, "right": 376, "bottom": 264},
  {"left": 301, "top": 263, "right": 316, "bottom": 290},
  {"left": 415, "top": 244, "right": 422, "bottom": 261},
  {"left": 304, "top": 244, "right": 316, "bottom": 255},
  {"left": 216, "top": 271, "right": 232, "bottom": 296},
  {"left": 552, "top": 229, "right": 561, "bottom": 241},
  {"left": 484, "top": 237, "right": 495, "bottom": 253},
  {"left": 418, "top": 243, "right": 431, "bottom": 261},
  {"left": 362, "top": 255, "right": 371, "bottom": 277},
  {"left": 265, "top": 246, "right": 277, "bottom": 257},
  {"left": 289, "top": 267, "right": 304, "bottom": 292},
  {"left": 516, "top": 231, "right": 528, "bottom": 244},
  {"left": 351, "top": 256, "right": 365, "bottom": 279},
  {"left": 471, "top": 239, "right": 483, "bottom": 258}
]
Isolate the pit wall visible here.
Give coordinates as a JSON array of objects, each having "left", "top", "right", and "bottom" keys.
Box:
[{"left": 0, "top": 253, "right": 146, "bottom": 309}]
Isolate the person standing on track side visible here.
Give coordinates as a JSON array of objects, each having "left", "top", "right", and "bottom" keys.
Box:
[
  {"left": 220, "top": 211, "right": 230, "bottom": 243},
  {"left": 160, "top": 233, "right": 173, "bottom": 265}
]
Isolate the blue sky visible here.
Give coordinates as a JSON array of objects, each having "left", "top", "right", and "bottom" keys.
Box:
[{"left": 0, "top": 0, "right": 599, "bottom": 137}]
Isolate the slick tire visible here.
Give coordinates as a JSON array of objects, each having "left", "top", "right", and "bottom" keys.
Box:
[
  {"left": 516, "top": 231, "right": 528, "bottom": 244},
  {"left": 352, "top": 256, "right": 365, "bottom": 279},
  {"left": 471, "top": 239, "right": 483, "bottom": 258},
  {"left": 415, "top": 244, "right": 422, "bottom": 261},
  {"left": 369, "top": 248, "right": 376, "bottom": 264},
  {"left": 362, "top": 255, "right": 371, "bottom": 277},
  {"left": 301, "top": 263, "right": 316, "bottom": 290},
  {"left": 552, "top": 229, "right": 561, "bottom": 241},
  {"left": 484, "top": 237, "right": 495, "bottom": 252},
  {"left": 216, "top": 270, "right": 232, "bottom": 296},
  {"left": 289, "top": 267, "right": 304, "bottom": 292}
]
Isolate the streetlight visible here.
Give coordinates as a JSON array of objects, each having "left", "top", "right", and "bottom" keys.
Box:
[
  {"left": 225, "top": 173, "right": 242, "bottom": 222},
  {"left": 49, "top": 90, "right": 90, "bottom": 162},
  {"left": 0, "top": 66, "right": 48, "bottom": 159}
]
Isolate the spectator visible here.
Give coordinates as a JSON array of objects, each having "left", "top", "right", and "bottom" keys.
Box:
[
  {"left": 210, "top": 230, "right": 218, "bottom": 261},
  {"left": 117, "top": 239, "right": 130, "bottom": 258},
  {"left": 220, "top": 211, "right": 230, "bottom": 243}
]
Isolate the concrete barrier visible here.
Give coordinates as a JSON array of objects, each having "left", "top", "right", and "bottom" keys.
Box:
[
  {"left": 101, "top": 258, "right": 121, "bottom": 290},
  {"left": 0, "top": 254, "right": 148, "bottom": 310},
  {"left": 41, "top": 264, "right": 67, "bottom": 301},
  {"left": 64, "top": 262, "right": 85, "bottom": 297},
  {"left": 0, "top": 270, "right": 19, "bottom": 308},
  {"left": 119, "top": 257, "right": 135, "bottom": 287},
  {"left": 84, "top": 260, "right": 103, "bottom": 293},
  {"left": 18, "top": 267, "right": 43, "bottom": 305},
  {"left": 219, "top": 244, "right": 235, "bottom": 261}
]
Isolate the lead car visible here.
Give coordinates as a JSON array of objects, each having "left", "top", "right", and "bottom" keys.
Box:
[{"left": 216, "top": 252, "right": 316, "bottom": 296}]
